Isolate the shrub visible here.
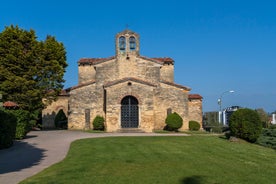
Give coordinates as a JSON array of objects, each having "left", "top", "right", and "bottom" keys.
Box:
[
  {"left": 54, "top": 109, "right": 67, "bottom": 129},
  {"left": 7, "top": 109, "right": 34, "bottom": 139},
  {"left": 229, "top": 108, "right": 262, "bottom": 143},
  {"left": 269, "top": 124, "right": 276, "bottom": 129},
  {"left": 203, "top": 121, "right": 225, "bottom": 133},
  {"left": 93, "top": 115, "right": 105, "bottom": 130},
  {"left": 165, "top": 112, "right": 183, "bottom": 131},
  {"left": 189, "top": 120, "right": 200, "bottom": 131},
  {"left": 0, "top": 109, "right": 17, "bottom": 149},
  {"left": 256, "top": 128, "right": 276, "bottom": 150}
]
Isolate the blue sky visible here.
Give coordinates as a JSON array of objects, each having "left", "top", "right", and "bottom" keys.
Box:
[{"left": 1, "top": 0, "right": 276, "bottom": 113}]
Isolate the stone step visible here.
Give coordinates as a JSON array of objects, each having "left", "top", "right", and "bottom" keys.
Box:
[{"left": 117, "top": 128, "right": 145, "bottom": 133}]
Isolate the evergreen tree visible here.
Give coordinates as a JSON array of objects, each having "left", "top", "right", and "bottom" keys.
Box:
[{"left": 0, "top": 25, "right": 67, "bottom": 112}]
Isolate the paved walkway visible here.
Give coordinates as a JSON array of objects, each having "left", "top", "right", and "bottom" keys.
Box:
[{"left": 0, "top": 130, "right": 187, "bottom": 184}]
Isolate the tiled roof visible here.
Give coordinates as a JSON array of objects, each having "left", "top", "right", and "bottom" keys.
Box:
[
  {"left": 59, "top": 89, "right": 70, "bottom": 96},
  {"left": 116, "top": 29, "right": 137, "bottom": 36},
  {"left": 69, "top": 80, "right": 96, "bottom": 90},
  {"left": 160, "top": 80, "right": 191, "bottom": 91},
  {"left": 188, "top": 94, "right": 203, "bottom": 99},
  {"left": 151, "top": 57, "right": 174, "bottom": 64},
  {"left": 138, "top": 56, "right": 174, "bottom": 65},
  {"left": 3, "top": 101, "right": 18, "bottom": 107},
  {"left": 78, "top": 56, "right": 174, "bottom": 65},
  {"left": 104, "top": 77, "right": 157, "bottom": 88},
  {"left": 78, "top": 56, "right": 115, "bottom": 65}
]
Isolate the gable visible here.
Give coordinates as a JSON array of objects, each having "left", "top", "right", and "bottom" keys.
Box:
[
  {"left": 104, "top": 77, "right": 157, "bottom": 88},
  {"left": 78, "top": 56, "right": 173, "bottom": 66},
  {"left": 160, "top": 80, "right": 191, "bottom": 91},
  {"left": 138, "top": 56, "right": 174, "bottom": 65},
  {"left": 78, "top": 56, "right": 115, "bottom": 66},
  {"left": 69, "top": 80, "right": 96, "bottom": 91}
]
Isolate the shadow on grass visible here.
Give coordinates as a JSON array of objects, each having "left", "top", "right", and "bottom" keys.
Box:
[
  {"left": 0, "top": 141, "right": 46, "bottom": 174},
  {"left": 180, "top": 175, "right": 206, "bottom": 184}
]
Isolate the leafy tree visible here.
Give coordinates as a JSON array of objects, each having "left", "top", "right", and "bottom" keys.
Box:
[
  {"left": 255, "top": 108, "right": 269, "bottom": 128},
  {"left": 229, "top": 108, "right": 262, "bottom": 142},
  {"left": 0, "top": 25, "right": 67, "bottom": 112}
]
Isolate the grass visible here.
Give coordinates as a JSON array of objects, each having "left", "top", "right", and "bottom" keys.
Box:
[{"left": 21, "top": 136, "right": 276, "bottom": 184}]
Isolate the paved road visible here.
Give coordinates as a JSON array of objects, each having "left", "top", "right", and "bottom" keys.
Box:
[{"left": 0, "top": 130, "right": 187, "bottom": 184}]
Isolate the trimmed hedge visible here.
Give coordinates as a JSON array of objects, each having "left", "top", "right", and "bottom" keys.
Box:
[
  {"left": 7, "top": 109, "right": 34, "bottom": 139},
  {"left": 189, "top": 120, "right": 200, "bottom": 131},
  {"left": 0, "top": 109, "right": 17, "bottom": 149},
  {"left": 165, "top": 112, "right": 183, "bottom": 131},
  {"left": 93, "top": 115, "right": 105, "bottom": 131},
  {"left": 229, "top": 108, "right": 262, "bottom": 143}
]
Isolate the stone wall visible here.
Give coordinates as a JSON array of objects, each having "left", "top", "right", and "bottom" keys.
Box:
[
  {"left": 95, "top": 59, "right": 118, "bottom": 86},
  {"left": 160, "top": 64, "right": 174, "bottom": 82},
  {"left": 68, "top": 84, "right": 104, "bottom": 130},
  {"left": 114, "top": 55, "right": 161, "bottom": 84},
  {"left": 104, "top": 80, "right": 155, "bottom": 132},
  {"left": 42, "top": 96, "right": 69, "bottom": 129},
  {"left": 188, "top": 98, "right": 203, "bottom": 127},
  {"left": 154, "top": 83, "right": 190, "bottom": 130},
  {"left": 78, "top": 64, "right": 96, "bottom": 84}
]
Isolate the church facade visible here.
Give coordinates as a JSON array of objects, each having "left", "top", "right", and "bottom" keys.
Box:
[{"left": 42, "top": 30, "right": 202, "bottom": 132}]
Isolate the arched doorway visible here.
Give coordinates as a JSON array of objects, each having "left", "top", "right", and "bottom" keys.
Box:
[{"left": 121, "top": 96, "right": 139, "bottom": 128}]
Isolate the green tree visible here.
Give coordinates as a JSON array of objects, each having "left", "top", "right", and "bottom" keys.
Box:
[
  {"left": 0, "top": 25, "right": 67, "bottom": 112},
  {"left": 36, "top": 35, "right": 67, "bottom": 106},
  {"left": 255, "top": 108, "right": 269, "bottom": 128},
  {"left": 229, "top": 108, "right": 262, "bottom": 142}
]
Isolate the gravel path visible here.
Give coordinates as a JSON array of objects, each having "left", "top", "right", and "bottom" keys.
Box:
[{"left": 0, "top": 130, "right": 188, "bottom": 184}]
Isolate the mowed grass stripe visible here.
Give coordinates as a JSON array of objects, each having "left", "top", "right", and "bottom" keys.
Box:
[{"left": 21, "top": 136, "right": 276, "bottom": 184}]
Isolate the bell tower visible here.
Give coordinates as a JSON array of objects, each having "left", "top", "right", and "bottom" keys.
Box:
[{"left": 115, "top": 29, "right": 140, "bottom": 56}]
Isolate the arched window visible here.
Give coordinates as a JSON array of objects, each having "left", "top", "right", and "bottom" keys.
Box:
[
  {"left": 119, "top": 36, "right": 126, "bottom": 51},
  {"left": 129, "top": 36, "right": 136, "bottom": 50}
]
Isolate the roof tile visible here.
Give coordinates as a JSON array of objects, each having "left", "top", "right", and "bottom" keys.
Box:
[
  {"left": 3, "top": 101, "right": 18, "bottom": 107},
  {"left": 188, "top": 94, "right": 203, "bottom": 99}
]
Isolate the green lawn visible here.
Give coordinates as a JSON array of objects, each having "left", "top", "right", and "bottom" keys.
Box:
[{"left": 21, "top": 136, "right": 276, "bottom": 184}]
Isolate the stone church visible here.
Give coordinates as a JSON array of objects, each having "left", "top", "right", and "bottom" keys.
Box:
[{"left": 42, "top": 29, "right": 202, "bottom": 132}]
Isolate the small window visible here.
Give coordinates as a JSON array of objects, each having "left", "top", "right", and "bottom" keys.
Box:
[
  {"left": 129, "top": 36, "right": 136, "bottom": 50},
  {"left": 119, "top": 36, "right": 126, "bottom": 51}
]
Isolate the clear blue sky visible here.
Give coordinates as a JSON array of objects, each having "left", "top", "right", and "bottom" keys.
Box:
[{"left": 1, "top": 0, "right": 276, "bottom": 113}]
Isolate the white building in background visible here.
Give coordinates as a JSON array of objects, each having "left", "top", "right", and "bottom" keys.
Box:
[
  {"left": 271, "top": 114, "right": 276, "bottom": 124},
  {"left": 222, "top": 106, "right": 240, "bottom": 126}
]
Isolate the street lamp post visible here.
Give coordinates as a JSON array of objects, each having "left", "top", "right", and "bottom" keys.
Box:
[{"left": 218, "top": 90, "right": 234, "bottom": 124}]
